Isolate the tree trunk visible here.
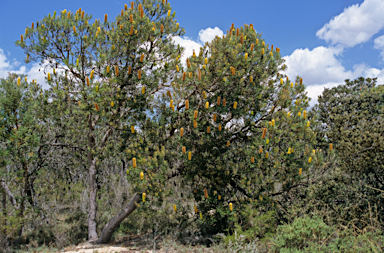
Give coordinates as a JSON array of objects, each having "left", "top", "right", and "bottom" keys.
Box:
[
  {"left": 96, "top": 193, "right": 140, "bottom": 244},
  {"left": 87, "top": 114, "right": 98, "bottom": 240}
]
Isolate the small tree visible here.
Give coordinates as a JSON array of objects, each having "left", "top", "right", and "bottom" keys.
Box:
[
  {"left": 313, "top": 77, "right": 384, "bottom": 225},
  {"left": 146, "top": 24, "right": 319, "bottom": 234}
]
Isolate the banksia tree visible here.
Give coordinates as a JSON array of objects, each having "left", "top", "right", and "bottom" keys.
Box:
[
  {"left": 16, "top": 0, "right": 184, "bottom": 243},
  {"left": 153, "top": 23, "right": 317, "bottom": 234}
]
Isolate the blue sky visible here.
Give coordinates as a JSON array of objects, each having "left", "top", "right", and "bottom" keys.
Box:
[{"left": 1, "top": 0, "right": 384, "bottom": 106}]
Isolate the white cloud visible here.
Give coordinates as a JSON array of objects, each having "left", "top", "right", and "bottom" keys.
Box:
[
  {"left": 374, "top": 35, "right": 384, "bottom": 60},
  {"left": 305, "top": 82, "right": 341, "bottom": 107},
  {"left": 316, "top": 0, "right": 384, "bottom": 47},
  {"left": 27, "top": 62, "right": 49, "bottom": 89},
  {"left": 198, "top": 27, "right": 224, "bottom": 44},
  {"left": 0, "top": 48, "right": 27, "bottom": 78},
  {"left": 282, "top": 45, "right": 384, "bottom": 106},
  {"left": 282, "top": 46, "right": 361, "bottom": 85}
]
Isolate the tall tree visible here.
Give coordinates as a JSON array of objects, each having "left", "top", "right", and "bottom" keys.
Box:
[{"left": 16, "top": 0, "right": 184, "bottom": 242}]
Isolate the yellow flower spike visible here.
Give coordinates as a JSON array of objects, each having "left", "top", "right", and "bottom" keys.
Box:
[
  {"left": 171, "top": 105, "right": 175, "bottom": 111},
  {"left": 207, "top": 126, "right": 210, "bottom": 133},
  {"left": 94, "top": 103, "right": 99, "bottom": 111},
  {"left": 265, "top": 152, "right": 269, "bottom": 158},
  {"left": 17, "top": 77, "right": 20, "bottom": 86},
  {"left": 138, "top": 70, "right": 141, "bottom": 79},
  {"left": 128, "top": 66, "right": 132, "bottom": 74},
  {"left": 200, "top": 213, "right": 203, "bottom": 220},
  {"left": 193, "top": 50, "right": 196, "bottom": 57},
  {"left": 307, "top": 121, "right": 310, "bottom": 127},
  {"left": 130, "top": 125, "right": 135, "bottom": 134},
  {"left": 176, "top": 23, "right": 179, "bottom": 29},
  {"left": 299, "top": 168, "right": 302, "bottom": 176},
  {"left": 205, "top": 102, "right": 209, "bottom": 109},
  {"left": 223, "top": 77, "right": 226, "bottom": 82},
  {"left": 86, "top": 77, "right": 90, "bottom": 86},
  {"left": 204, "top": 188, "right": 208, "bottom": 198},
  {"left": 250, "top": 43, "right": 254, "bottom": 51},
  {"left": 240, "top": 35, "right": 244, "bottom": 44},
  {"left": 194, "top": 110, "right": 198, "bottom": 119},
  {"left": 193, "top": 120, "right": 197, "bottom": 128},
  {"left": 262, "top": 127, "right": 267, "bottom": 139},
  {"left": 259, "top": 148, "right": 263, "bottom": 153},
  {"left": 204, "top": 58, "right": 208, "bottom": 64},
  {"left": 288, "top": 147, "right": 291, "bottom": 154},
  {"left": 185, "top": 100, "right": 189, "bottom": 109},
  {"left": 266, "top": 139, "right": 269, "bottom": 144},
  {"left": 81, "top": 11, "right": 84, "bottom": 18},
  {"left": 269, "top": 51, "right": 273, "bottom": 56},
  {"left": 308, "top": 157, "right": 312, "bottom": 163},
  {"left": 330, "top": 143, "right": 333, "bottom": 151},
  {"left": 218, "top": 195, "right": 221, "bottom": 200},
  {"left": 202, "top": 91, "right": 207, "bottom": 99},
  {"left": 233, "top": 101, "right": 237, "bottom": 109},
  {"left": 261, "top": 48, "right": 264, "bottom": 55},
  {"left": 182, "top": 146, "right": 186, "bottom": 154},
  {"left": 180, "top": 127, "right": 184, "bottom": 137},
  {"left": 300, "top": 78, "right": 303, "bottom": 84},
  {"left": 272, "top": 119, "right": 275, "bottom": 126},
  {"left": 140, "top": 54, "right": 144, "bottom": 62},
  {"left": 188, "top": 151, "right": 192, "bottom": 160},
  {"left": 226, "top": 140, "right": 230, "bottom": 147},
  {"left": 291, "top": 82, "right": 293, "bottom": 88},
  {"left": 189, "top": 72, "right": 192, "bottom": 78},
  {"left": 133, "top": 158, "right": 137, "bottom": 168},
  {"left": 262, "top": 41, "right": 265, "bottom": 46},
  {"left": 48, "top": 73, "right": 51, "bottom": 81},
  {"left": 198, "top": 69, "right": 202, "bottom": 80},
  {"left": 142, "top": 193, "right": 146, "bottom": 202},
  {"left": 104, "top": 14, "right": 108, "bottom": 22},
  {"left": 170, "top": 100, "right": 173, "bottom": 108},
  {"left": 130, "top": 25, "right": 134, "bottom": 35},
  {"left": 218, "top": 125, "right": 222, "bottom": 131},
  {"left": 73, "top": 26, "right": 76, "bottom": 33},
  {"left": 111, "top": 101, "right": 114, "bottom": 107},
  {"left": 302, "top": 110, "right": 307, "bottom": 119},
  {"left": 182, "top": 72, "right": 186, "bottom": 81},
  {"left": 251, "top": 156, "right": 254, "bottom": 163},
  {"left": 229, "top": 203, "right": 233, "bottom": 211},
  {"left": 213, "top": 114, "right": 217, "bottom": 122},
  {"left": 96, "top": 86, "right": 99, "bottom": 92},
  {"left": 167, "top": 10, "right": 171, "bottom": 17},
  {"left": 130, "top": 14, "right": 133, "bottom": 23},
  {"left": 24, "top": 77, "right": 27, "bottom": 82},
  {"left": 223, "top": 97, "right": 226, "bottom": 106},
  {"left": 140, "top": 171, "right": 144, "bottom": 180},
  {"left": 115, "top": 66, "right": 119, "bottom": 76},
  {"left": 287, "top": 112, "right": 291, "bottom": 117},
  {"left": 217, "top": 96, "right": 221, "bottom": 105},
  {"left": 298, "top": 112, "right": 301, "bottom": 117},
  {"left": 202, "top": 65, "right": 206, "bottom": 69},
  {"left": 256, "top": 39, "right": 259, "bottom": 45},
  {"left": 313, "top": 149, "right": 316, "bottom": 154},
  {"left": 90, "top": 70, "right": 94, "bottom": 80},
  {"left": 131, "top": 1, "right": 134, "bottom": 9},
  {"left": 250, "top": 76, "right": 253, "bottom": 83},
  {"left": 161, "top": 24, "right": 164, "bottom": 33},
  {"left": 194, "top": 206, "right": 198, "bottom": 214},
  {"left": 176, "top": 65, "right": 179, "bottom": 72},
  {"left": 76, "top": 58, "right": 79, "bottom": 67},
  {"left": 280, "top": 78, "right": 283, "bottom": 85},
  {"left": 142, "top": 86, "right": 145, "bottom": 94}
]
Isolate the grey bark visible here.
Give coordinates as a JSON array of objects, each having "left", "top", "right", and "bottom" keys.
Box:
[{"left": 96, "top": 193, "right": 140, "bottom": 244}]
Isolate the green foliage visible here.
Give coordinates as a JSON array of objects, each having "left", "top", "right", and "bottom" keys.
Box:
[{"left": 270, "top": 216, "right": 384, "bottom": 253}]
